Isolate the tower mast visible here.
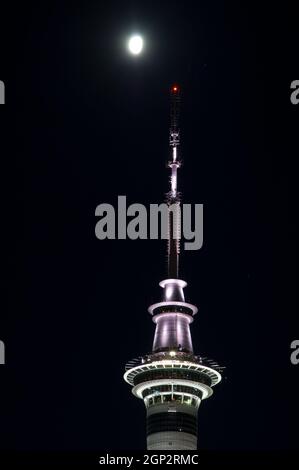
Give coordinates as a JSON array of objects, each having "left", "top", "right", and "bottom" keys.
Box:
[
  {"left": 167, "top": 84, "right": 182, "bottom": 279},
  {"left": 124, "top": 86, "right": 223, "bottom": 450}
]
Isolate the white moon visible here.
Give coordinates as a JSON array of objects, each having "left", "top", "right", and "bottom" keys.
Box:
[{"left": 128, "top": 35, "right": 143, "bottom": 55}]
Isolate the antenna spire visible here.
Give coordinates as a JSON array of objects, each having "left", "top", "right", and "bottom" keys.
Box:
[{"left": 167, "top": 84, "right": 182, "bottom": 278}]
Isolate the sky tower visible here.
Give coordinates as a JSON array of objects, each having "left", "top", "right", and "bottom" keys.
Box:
[{"left": 124, "top": 85, "right": 223, "bottom": 450}]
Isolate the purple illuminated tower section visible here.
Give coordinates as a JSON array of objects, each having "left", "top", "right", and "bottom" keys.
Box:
[{"left": 124, "top": 85, "right": 223, "bottom": 450}]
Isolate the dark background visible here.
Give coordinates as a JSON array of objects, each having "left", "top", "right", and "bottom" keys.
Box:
[{"left": 0, "top": 0, "right": 298, "bottom": 455}]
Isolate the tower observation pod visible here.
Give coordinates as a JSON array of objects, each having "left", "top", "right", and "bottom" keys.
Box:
[{"left": 124, "top": 85, "right": 224, "bottom": 450}]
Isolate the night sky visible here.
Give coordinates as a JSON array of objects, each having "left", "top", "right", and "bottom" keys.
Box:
[{"left": 0, "top": 0, "right": 298, "bottom": 456}]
